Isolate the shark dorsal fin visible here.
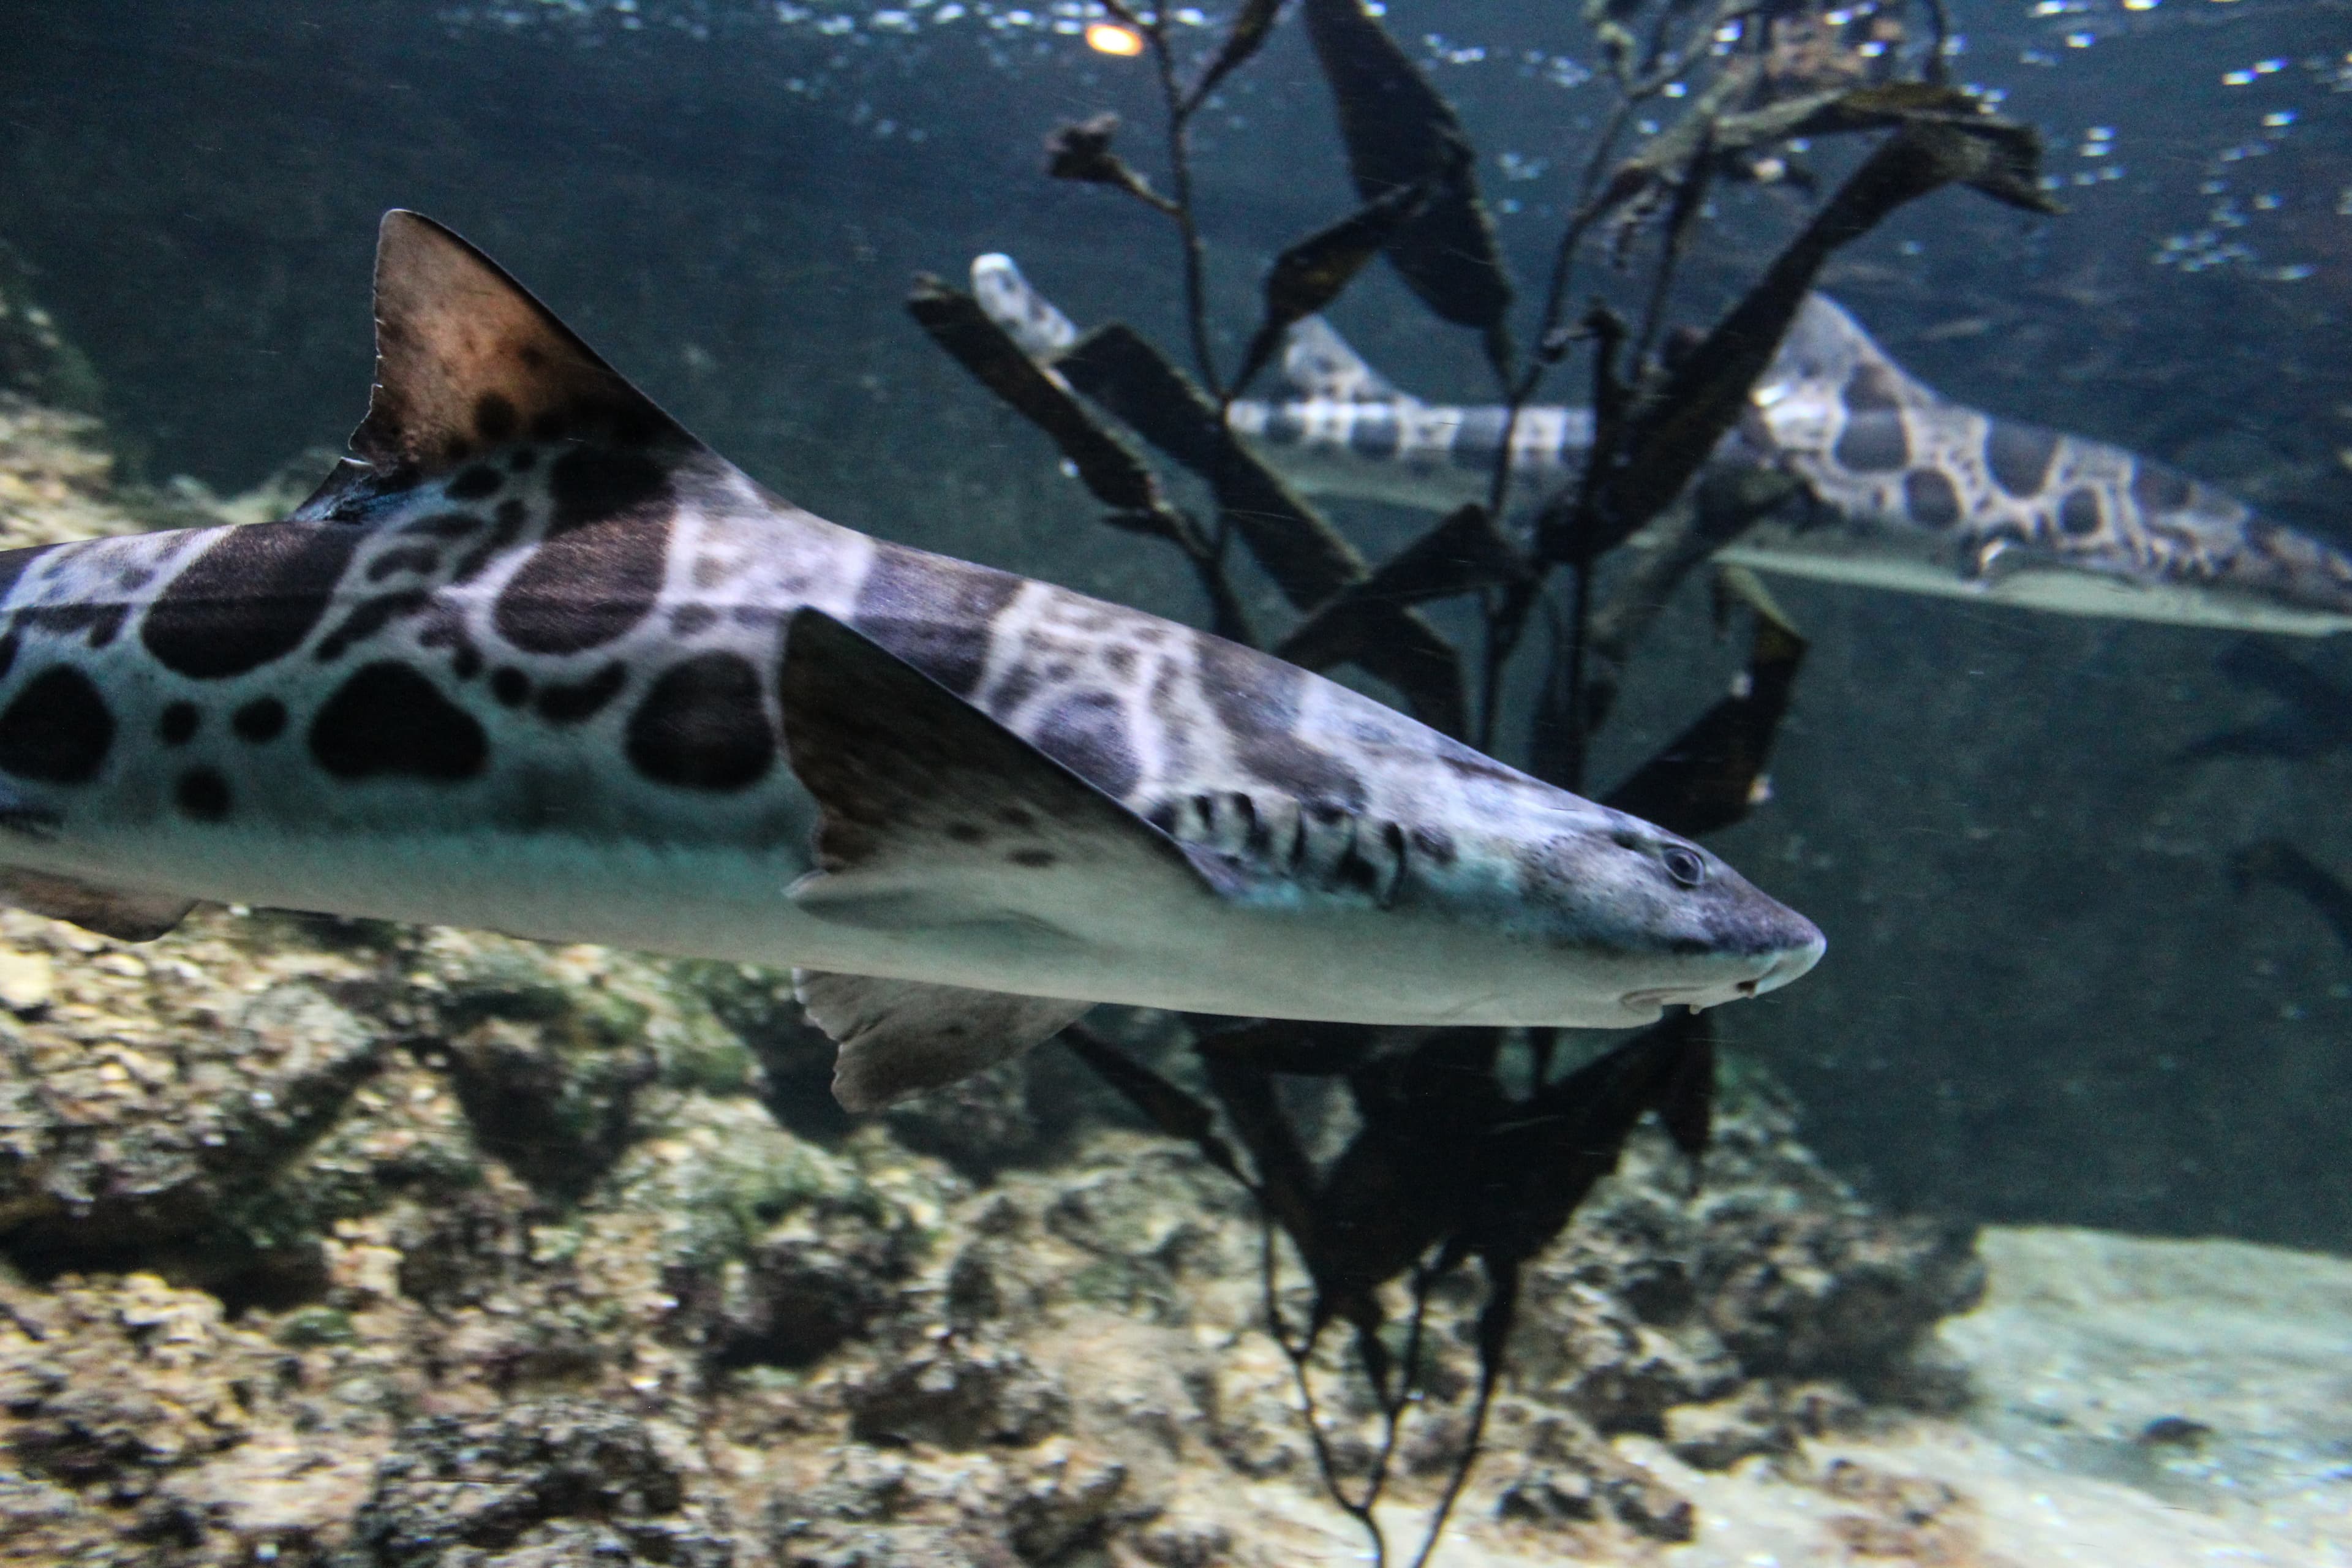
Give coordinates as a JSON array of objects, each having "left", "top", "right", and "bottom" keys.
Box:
[
  {"left": 345, "top": 210, "right": 690, "bottom": 481},
  {"left": 1280, "top": 316, "right": 1398, "bottom": 404},
  {"left": 1760, "top": 294, "right": 1932, "bottom": 409}
]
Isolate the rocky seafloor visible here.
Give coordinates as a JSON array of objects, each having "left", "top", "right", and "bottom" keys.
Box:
[{"left": 0, "top": 385, "right": 2344, "bottom": 1567}]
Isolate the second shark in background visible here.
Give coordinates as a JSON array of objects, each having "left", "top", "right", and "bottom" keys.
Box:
[{"left": 976, "top": 254, "right": 2352, "bottom": 638}]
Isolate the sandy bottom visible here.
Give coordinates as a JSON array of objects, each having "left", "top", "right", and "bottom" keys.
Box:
[{"left": 1196, "top": 1225, "right": 2352, "bottom": 1566}]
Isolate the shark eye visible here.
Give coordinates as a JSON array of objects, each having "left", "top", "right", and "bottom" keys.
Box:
[{"left": 1661, "top": 845, "right": 1708, "bottom": 888}]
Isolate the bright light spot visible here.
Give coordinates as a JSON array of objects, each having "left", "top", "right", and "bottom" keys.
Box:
[
  {"left": 2064, "top": 30, "right": 2094, "bottom": 47},
  {"left": 2122, "top": 0, "right": 2157, "bottom": 10},
  {"left": 2263, "top": 110, "right": 2297, "bottom": 127},
  {"left": 1085, "top": 20, "right": 1142, "bottom": 54},
  {"left": 2223, "top": 69, "right": 2254, "bottom": 85}
]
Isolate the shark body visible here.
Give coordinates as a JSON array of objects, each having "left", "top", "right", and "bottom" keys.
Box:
[
  {"left": 0, "top": 213, "right": 1822, "bottom": 1108},
  {"left": 978, "top": 255, "right": 2352, "bottom": 638}
]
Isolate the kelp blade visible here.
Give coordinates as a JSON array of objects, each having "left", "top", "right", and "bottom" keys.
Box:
[{"left": 1299, "top": 0, "right": 1511, "bottom": 341}]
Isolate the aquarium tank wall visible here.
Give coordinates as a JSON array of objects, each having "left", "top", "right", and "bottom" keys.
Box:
[{"left": 0, "top": 0, "right": 2346, "bottom": 1562}]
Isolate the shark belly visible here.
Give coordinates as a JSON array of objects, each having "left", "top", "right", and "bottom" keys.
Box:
[
  {"left": 2, "top": 816, "right": 1682, "bottom": 1030},
  {"left": 1717, "top": 519, "right": 2352, "bottom": 636}
]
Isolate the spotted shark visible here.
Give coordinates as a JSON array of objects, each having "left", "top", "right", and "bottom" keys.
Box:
[
  {"left": 976, "top": 255, "right": 2352, "bottom": 637},
  {"left": 0, "top": 212, "right": 1822, "bottom": 1109}
]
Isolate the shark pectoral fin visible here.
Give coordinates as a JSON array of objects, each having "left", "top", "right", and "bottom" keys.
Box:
[
  {"left": 777, "top": 607, "right": 1221, "bottom": 924},
  {"left": 296, "top": 209, "right": 697, "bottom": 518},
  {"left": 0, "top": 871, "right": 197, "bottom": 942},
  {"left": 796, "top": 970, "right": 1092, "bottom": 1111}
]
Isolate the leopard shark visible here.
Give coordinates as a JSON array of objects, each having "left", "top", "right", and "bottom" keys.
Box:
[
  {"left": 0, "top": 211, "right": 1822, "bottom": 1110},
  {"left": 976, "top": 254, "right": 2352, "bottom": 638}
]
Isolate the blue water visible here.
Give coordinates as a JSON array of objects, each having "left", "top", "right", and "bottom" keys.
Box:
[{"left": 4, "top": 0, "right": 2350, "bottom": 1243}]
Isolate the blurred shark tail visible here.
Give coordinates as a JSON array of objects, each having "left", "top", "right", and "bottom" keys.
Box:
[{"left": 971, "top": 253, "right": 1079, "bottom": 362}]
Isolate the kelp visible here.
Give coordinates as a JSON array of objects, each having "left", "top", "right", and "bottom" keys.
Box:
[
  {"left": 1181, "top": 0, "right": 1289, "bottom": 116},
  {"left": 1054, "top": 323, "right": 1471, "bottom": 734},
  {"left": 2231, "top": 839, "right": 2352, "bottom": 954},
  {"left": 1042, "top": 113, "right": 1177, "bottom": 216},
  {"left": 1585, "top": 467, "right": 1806, "bottom": 730},
  {"left": 1231, "top": 177, "right": 1436, "bottom": 397},
  {"left": 2180, "top": 642, "right": 2352, "bottom": 762},
  {"left": 1276, "top": 503, "right": 1530, "bottom": 674},
  {"left": 1071, "top": 1013, "right": 1714, "bottom": 1563},
  {"left": 1543, "top": 107, "right": 2056, "bottom": 568},
  {"left": 1603, "top": 575, "right": 1809, "bottom": 840},
  {"left": 905, "top": 277, "right": 1256, "bottom": 643},
  {"left": 906, "top": 0, "right": 2051, "bottom": 1558},
  {"left": 1298, "top": 0, "right": 1513, "bottom": 374}
]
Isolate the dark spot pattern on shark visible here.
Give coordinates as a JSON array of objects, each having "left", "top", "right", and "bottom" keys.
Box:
[
  {"left": 1833, "top": 410, "right": 1909, "bottom": 473},
  {"left": 850, "top": 543, "right": 1020, "bottom": 698},
  {"left": 536, "top": 661, "right": 628, "bottom": 725},
  {"left": 2130, "top": 462, "right": 2193, "bottom": 514},
  {"left": 447, "top": 464, "right": 503, "bottom": 502},
  {"left": 625, "top": 650, "right": 774, "bottom": 791},
  {"left": 1986, "top": 421, "right": 2059, "bottom": 499},
  {"left": 1842, "top": 361, "right": 1904, "bottom": 415},
  {"left": 232, "top": 698, "right": 287, "bottom": 743},
  {"left": 1450, "top": 407, "right": 1507, "bottom": 471},
  {"left": 0, "top": 666, "right": 113, "bottom": 784},
  {"left": 1193, "top": 634, "right": 1366, "bottom": 810},
  {"left": 1348, "top": 407, "right": 1400, "bottom": 459},
  {"left": 1034, "top": 691, "right": 1140, "bottom": 801},
  {"left": 2059, "top": 489, "right": 2103, "bottom": 540},
  {"left": 492, "top": 447, "right": 673, "bottom": 654},
  {"left": 175, "top": 766, "right": 231, "bottom": 822},
  {"left": 1902, "top": 468, "right": 1962, "bottom": 531},
  {"left": 317, "top": 589, "right": 434, "bottom": 662},
  {"left": 309, "top": 661, "right": 488, "bottom": 781},
  {"left": 473, "top": 391, "right": 520, "bottom": 445},
  {"left": 141, "top": 522, "right": 364, "bottom": 680}
]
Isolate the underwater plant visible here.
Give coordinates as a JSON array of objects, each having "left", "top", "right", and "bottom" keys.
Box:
[{"left": 909, "top": 0, "right": 2051, "bottom": 1560}]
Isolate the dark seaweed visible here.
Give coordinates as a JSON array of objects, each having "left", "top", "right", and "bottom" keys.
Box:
[{"left": 910, "top": 0, "right": 2048, "bottom": 1558}]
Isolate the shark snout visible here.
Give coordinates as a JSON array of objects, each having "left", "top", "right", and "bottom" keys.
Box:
[
  {"left": 1743, "top": 925, "right": 1826, "bottom": 995},
  {"left": 1705, "top": 875, "right": 1826, "bottom": 990},
  {"left": 1611, "top": 861, "right": 1825, "bottom": 1019}
]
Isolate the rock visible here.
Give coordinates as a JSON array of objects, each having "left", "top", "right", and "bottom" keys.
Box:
[
  {"left": 0, "top": 1268, "right": 386, "bottom": 1561},
  {"left": 1000, "top": 1441, "right": 1131, "bottom": 1560},
  {"left": 0, "top": 937, "right": 388, "bottom": 1275},
  {"left": 0, "top": 949, "right": 53, "bottom": 1014},
  {"left": 848, "top": 1334, "right": 1070, "bottom": 1450},
  {"left": 1495, "top": 1410, "right": 1697, "bottom": 1543},
  {"left": 683, "top": 963, "right": 848, "bottom": 1140},
  {"left": 881, "top": 1062, "right": 1039, "bottom": 1180},
  {"left": 771, "top": 1522, "right": 1014, "bottom": 1568},
  {"left": 1814, "top": 1457, "right": 1978, "bottom": 1561},
  {"left": 350, "top": 1398, "right": 733, "bottom": 1567},
  {"left": 674, "top": 1217, "right": 909, "bottom": 1371},
  {"left": 1509, "top": 1081, "right": 1983, "bottom": 1431},
  {"left": 1662, "top": 1386, "right": 1793, "bottom": 1470}
]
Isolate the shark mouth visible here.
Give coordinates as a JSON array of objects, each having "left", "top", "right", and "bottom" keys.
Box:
[{"left": 1620, "top": 940, "right": 1823, "bottom": 1016}]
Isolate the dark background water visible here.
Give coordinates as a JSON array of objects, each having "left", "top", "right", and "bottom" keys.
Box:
[{"left": 4, "top": 0, "right": 2351, "bottom": 1245}]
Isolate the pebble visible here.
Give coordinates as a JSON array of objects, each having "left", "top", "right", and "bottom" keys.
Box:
[{"left": 0, "top": 948, "right": 54, "bottom": 1012}]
